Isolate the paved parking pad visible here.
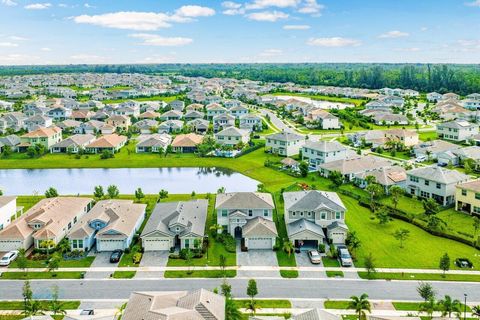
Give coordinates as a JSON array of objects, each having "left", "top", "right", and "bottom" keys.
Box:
[
  {"left": 295, "top": 252, "right": 327, "bottom": 278},
  {"left": 139, "top": 251, "right": 169, "bottom": 267},
  {"left": 237, "top": 249, "right": 279, "bottom": 278},
  {"left": 85, "top": 252, "right": 117, "bottom": 279}
]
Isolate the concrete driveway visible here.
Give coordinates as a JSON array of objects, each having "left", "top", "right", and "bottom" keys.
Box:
[
  {"left": 295, "top": 251, "right": 326, "bottom": 279},
  {"left": 136, "top": 251, "right": 170, "bottom": 279},
  {"left": 237, "top": 249, "right": 278, "bottom": 278},
  {"left": 85, "top": 252, "right": 117, "bottom": 279}
]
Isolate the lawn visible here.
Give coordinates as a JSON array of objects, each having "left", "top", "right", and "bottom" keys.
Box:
[
  {"left": 163, "top": 270, "right": 236, "bottom": 278},
  {"left": 393, "top": 301, "right": 471, "bottom": 312},
  {"left": 112, "top": 271, "right": 136, "bottom": 279},
  {"left": 269, "top": 92, "right": 366, "bottom": 107},
  {"left": 323, "top": 300, "right": 351, "bottom": 309},
  {"left": 358, "top": 271, "right": 480, "bottom": 282},
  {"left": 279, "top": 270, "right": 298, "bottom": 278},
  {"left": 101, "top": 94, "right": 181, "bottom": 104},
  {"left": 322, "top": 257, "right": 340, "bottom": 267},
  {"left": 234, "top": 299, "right": 291, "bottom": 309},
  {"left": 272, "top": 193, "right": 297, "bottom": 270},
  {"left": 9, "top": 256, "right": 95, "bottom": 269},
  {"left": 419, "top": 131, "right": 437, "bottom": 141},
  {"left": 0, "top": 300, "right": 80, "bottom": 310},
  {"left": 0, "top": 317, "right": 64, "bottom": 320},
  {"left": 326, "top": 271, "right": 344, "bottom": 278},
  {"left": 0, "top": 271, "right": 84, "bottom": 280}
]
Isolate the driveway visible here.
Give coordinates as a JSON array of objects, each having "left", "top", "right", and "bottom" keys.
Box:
[
  {"left": 295, "top": 251, "right": 326, "bottom": 279},
  {"left": 237, "top": 247, "right": 278, "bottom": 278},
  {"left": 85, "top": 252, "right": 117, "bottom": 279},
  {"left": 136, "top": 251, "right": 169, "bottom": 278}
]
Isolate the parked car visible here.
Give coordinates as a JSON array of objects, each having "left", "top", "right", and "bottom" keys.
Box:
[
  {"left": 109, "top": 250, "right": 123, "bottom": 263},
  {"left": 80, "top": 310, "right": 94, "bottom": 315},
  {"left": 415, "top": 156, "right": 426, "bottom": 163},
  {"left": 0, "top": 250, "right": 19, "bottom": 266},
  {"left": 308, "top": 250, "right": 321, "bottom": 264},
  {"left": 337, "top": 247, "right": 353, "bottom": 267},
  {"left": 437, "top": 162, "right": 447, "bottom": 167}
]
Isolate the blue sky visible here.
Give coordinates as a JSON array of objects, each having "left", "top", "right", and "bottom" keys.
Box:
[{"left": 0, "top": 0, "right": 480, "bottom": 65}]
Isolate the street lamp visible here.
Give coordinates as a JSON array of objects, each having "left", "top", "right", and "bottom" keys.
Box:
[{"left": 464, "top": 293, "right": 468, "bottom": 320}]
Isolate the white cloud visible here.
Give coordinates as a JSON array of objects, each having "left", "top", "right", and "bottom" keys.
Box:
[
  {"left": 0, "top": 54, "right": 39, "bottom": 65},
  {"left": 74, "top": 6, "right": 215, "bottom": 31},
  {"left": 283, "top": 24, "right": 310, "bottom": 30},
  {"left": 1, "top": 0, "right": 17, "bottom": 6},
  {"left": 246, "top": 0, "right": 300, "bottom": 10},
  {"left": 259, "top": 48, "right": 283, "bottom": 57},
  {"left": 8, "top": 36, "right": 28, "bottom": 41},
  {"left": 394, "top": 47, "right": 420, "bottom": 52},
  {"left": 70, "top": 54, "right": 106, "bottom": 63},
  {"left": 84, "top": 3, "right": 95, "bottom": 8},
  {"left": 298, "top": 0, "right": 324, "bottom": 15},
  {"left": 24, "top": 2, "right": 52, "bottom": 10},
  {"left": 221, "top": 1, "right": 245, "bottom": 15},
  {"left": 41, "top": 47, "right": 51, "bottom": 51},
  {"left": 0, "top": 42, "right": 19, "bottom": 47},
  {"left": 378, "top": 30, "right": 409, "bottom": 38},
  {"left": 465, "top": 0, "right": 480, "bottom": 6},
  {"left": 420, "top": 27, "right": 428, "bottom": 32},
  {"left": 457, "top": 39, "right": 480, "bottom": 50},
  {"left": 246, "top": 10, "right": 289, "bottom": 22},
  {"left": 307, "top": 37, "right": 361, "bottom": 47},
  {"left": 129, "top": 33, "right": 193, "bottom": 46},
  {"left": 58, "top": 3, "right": 68, "bottom": 7}
]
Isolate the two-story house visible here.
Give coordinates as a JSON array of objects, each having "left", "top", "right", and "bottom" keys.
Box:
[
  {"left": 265, "top": 132, "right": 305, "bottom": 157},
  {"left": 140, "top": 200, "right": 208, "bottom": 251},
  {"left": 214, "top": 127, "right": 250, "bottom": 147},
  {"left": 284, "top": 190, "right": 348, "bottom": 248},
  {"left": 24, "top": 115, "right": 53, "bottom": 132},
  {"left": 20, "top": 126, "right": 62, "bottom": 150},
  {"left": 455, "top": 179, "right": 480, "bottom": 216},
  {"left": 239, "top": 114, "right": 262, "bottom": 131},
  {"left": 406, "top": 166, "right": 470, "bottom": 206},
  {"left": 437, "top": 120, "right": 479, "bottom": 142},
  {"left": 213, "top": 114, "right": 235, "bottom": 131},
  {"left": 106, "top": 115, "right": 131, "bottom": 131},
  {"left": 302, "top": 141, "right": 347, "bottom": 171},
  {"left": 216, "top": 192, "right": 277, "bottom": 250}
]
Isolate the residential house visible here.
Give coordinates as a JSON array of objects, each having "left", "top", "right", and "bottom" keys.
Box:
[
  {"left": 135, "top": 133, "right": 172, "bottom": 153},
  {"left": 0, "top": 112, "right": 26, "bottom": 134},
  {"left": 213, "top": 114, "right": 235, "bottom": 131},
  {"left": 455, "top": 179, "right": 480, "bottom": 216},
  {"left": 141, "top": 199, "right": 208, "bottom": 251},
  {"left": 438, "top": 146, "right": 480, "bottom": 166},
  {"left": 50, "top": 134, "right": 95, "bottom": 153},
  {"left": 122, "top": 289, "right": 225, "bottom": 320},
  {"left": 185, "top": 103, "right": 204, "bottom": 112},
  {"left": 427, "top": 92, "right": 443, "bottom": 102},
  {"left": 85, "top": 134, "right": 127, "bottom": 154},
  {"left": 239, "top": 114, "right": 262, "bottom": 131},
  {"left": 73, "top": 120, "right": 104, "bottom": 134},
  {"left": 206, "top": 103, "right": 227, "bottom": 119},
  {"left": 265, "top": 132, "right": 305, "bottom": 157},
  {"left": 169, "top": 100, "right": 185, "bottom": 112},
  {"left": 57, "top": 119, "right": 81, "bottom": 132},
  {"left": 413, "top": 140, "right": 461, "bottom": 160},
  {"left": 384, "top": 129, "right": 419, "bottom": 147},
  {"left": 106, "top": 115, "right": 131, "bottom": 131},
  {"left": 187, "top": 119, "right": 210, "bottom": 134},
  {"left": 138, "top": 111, "right": 160, "bottom": 120},
  {"left": 71, "top": 110, "right": 93, "bottom": 122},
  {"left": 159, "top": 110, "right": 183, "bottom": 121},
  {"left": 214, "top": 127, "right": 250, "bottom": 147},
  {"left": 305, "top": 109, "right": 341, "bottom": 130},
  {"left": 24, "top": 115, "right": 53, "bottom": 132},
  {"left": 133, "top": 119, "right": 158, "bottom": 134},
  {"left": 353, "top": 166, "right": 407, "bottom": 193},
  {"left": 171, "top": 133, "right": 203, "bottom": 153},
  {"left": 0, "top": 197, "right": 93, "bottom": 251},
  {"left": 406, "top": 166, "right": 470, "bottom": 206},
  {"left": 19, "top": 126, "right": 62, "bottom": 150},
  {"left": 216, "top": 192, "right": 277, "bottom": 250},
  {"left": 284, "top": 190, "right": 348, "bottom": 247},
  {"left": 436, "top": 120, "right": 479, "bottom": 142},
  {"left": 184, "top": 110, "right": 205, "bottom": 121},
  {"left": 158, "top": 120, "right": 184, "bottom": 134},
  {"left": 302, "top": 141, "right": 347, "bottom": 171},
  {"left": 0, "top": 135, "right": 21, "bottom": 152},
  {"left": 46, "top": 106, "right": 72, "bottom": 121},
  {"left": 68, "top": 199, "right": 145, "bottom": 252},
  {"left": 0, "top": 196, "right": 17, "bottom": 231},
  {"left": 229, "top": 105, "right": 249, "bottom": 119},
  {"left": 372, "top": 112, "right": 409, "bottom": 125},
  {"left": 318, "top": 155, "right": 392, "bottom": 181}
]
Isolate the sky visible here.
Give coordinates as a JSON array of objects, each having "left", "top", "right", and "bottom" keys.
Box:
[{"left": 0, "top": 0, "right": 480, "bottom": 65}]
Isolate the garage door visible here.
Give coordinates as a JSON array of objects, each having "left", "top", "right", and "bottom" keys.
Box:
[
  {"left": 331, "top": 232, "right": 346, "bottom": 244},
  {"left": 97, "top": 239, "right": 124, "bottom": 252},
  {"left": 0, "top": 240, "right": 23, "bottom": 251},
  {"left": 143, "top": 238, "right": 171, "bottom": 251},
  {"left": 247, "top": 237, "right": 272, "bottom": 250}
]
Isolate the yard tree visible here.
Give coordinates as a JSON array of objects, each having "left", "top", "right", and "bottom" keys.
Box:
[
  {"left": 423, "top": 198, "right": 440, "bottom": 216},
  {"left": 50, "top": 285, "right": 67, "bottom": 316},
  {"left": 185, "top": 249, "right": 194, "bottom": 275},
  {"left": 22, "top": 280, "right": 33, "bottom": 304},
  {"left": 329, "top": 171, "right": 343, "bottom": 189},
  {"left": 225, "top": 298, "right": 242, "bottom": 320},
  {"left": 247, "top": 279, "right": 258, "bottom": 304},
  {"left": 191, "top": 190, "right": 196, "bottom": 198},
  {"left": 472, "top": 305, "right": 480, "bottom": 319},
  {"left": 93, "top": 186, "right": 104, "bottom": 199},
  {"left": 365, "top": 182, "right": 384, "bottom": 213},
  {"left": 135, "top": 188, "right": 145, "bottom": 202},
  {"left": 389, "top": 185, "right": 404, "bottom": 210},
  {"left": 16, "top": 248, "right": 28, "bottom": 274},
  {"left": 158, "top": 189, "right": 169, "bottom": 202},
  {"left": 40, "top": 239, "right": 56, "bottom": 257},
  {"left": 217, "top": 186, "right": 226, "bottom": 194},
  {"left": 417, "top": 282, "right": 436, "bottom": 302},
  {"left": 437, "top": 295, "right": 461, "bottom": 318},
  {"left": 107, "top": 185, "right": 119, "bottom": 199},
  {"left": 375, "top": 208, "right": 391, "bottom": 225},
  {"left": 346, "top": 231, "right": 361, "bottom": 257},
  {"left": 299, "top": 161, "right": 309, "bottom": 177},
  {"left": 348, "top": 294, "right": 371, "bottom": 320},
  {"left": 283, "top": 240, "right": 294, "bottom": 257},
  {"left": 439, "top": 253, "right": 450, "bottom": 276},
  {"left": 473, "top": 217, "right": 480, "bottom": 245},
  {"left": 393, "top": 228, "right": 410, "bottom": 248},
  {"left": 48, "top": 253, "right": 61, "bottom": 275},
  {"left": 1, "top": 145, "right": 12, "bottom": 157},
  {"left": 219, "top": 254, "right": 227, "bottom": 276},
  {"left": 220, "top": 279, "right": 232, "bottom": 298},
  {"left": 45, "top": 187, "right": 58, "bottom": 198},
  {"left": 420, "top": 297, "right": 436, "bottom": 319},
  {"left": 364, "top": 253, "right": 376, "bottom": 277}
]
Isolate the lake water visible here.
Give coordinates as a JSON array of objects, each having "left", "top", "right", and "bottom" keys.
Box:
[{"left": 0, "top": 167, "right": 259, "bottom": 195}]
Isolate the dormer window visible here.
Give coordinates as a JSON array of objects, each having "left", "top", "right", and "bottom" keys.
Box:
[
  {"left": 248, "top": 210, "right": 253, "bottom": 216},
  {"left": 176, "top": 227, "right": 180, "bottom": 232}
]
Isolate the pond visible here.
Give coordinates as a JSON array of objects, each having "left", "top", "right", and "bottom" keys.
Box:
[{"left": 0, "top": 167, "right": 260, "bottom": 195}]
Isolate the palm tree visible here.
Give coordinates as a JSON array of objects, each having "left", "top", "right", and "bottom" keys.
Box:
[
  {"left": 282, "top": 240, "right": 294, "bottom": 257},
  {"left": 472, "top": 305, "right": 480, "bottom": 319},
  {"left": 348, "top": 294, "right": 371, "bottom": 320},
  {"left": 39, "top": 239, "right": 56, "bottom": 257},
  {"left": 247, "top": 299, "right": 258, "bottom": 315},
  {"left": 437, "top": 295, "right": 461, "bottom": 318},
  {"left": 420, "top": 297, "right": 436, "bottom": 319},
  {"left": 225, "top": 298, "right": 242, "bottom": 320}
]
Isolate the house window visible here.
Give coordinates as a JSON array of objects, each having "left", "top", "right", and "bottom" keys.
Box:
[
  {"left": 221, "top": 209, "right": 228, "bottom": 217},
  {"left": 321, "top": 212, "right": 326, "bottom": 219},
  {"left": 78, "top": 239, "right": 83, "bottom": 248},
  {"left": 424, "top": 180, "right": 429, "bottom": 186},
  {"left": 436, "top": 183, "right": 441, "bottom": 189},
  {"left": 74, "top": 217, "right": 77, "bottom": 223},
  {"left": 462, "top": 189, "right": 467, "bottom": 196},
  {"left": 476, "top": 193, "right": 480, "bottom": 200},
  {"left": 248, "top": 210, "right": 253, "bottom": 216},
  {"left": 185, "top": 239, "right": 189, "bottom": 248},
  {"left": 263, "top": 209, "right": 268, "bottom": 217},
  {"left": 335, "top": 212, "right": 341, "bottom": 219},
  {"left": 72, "top": 240, "right": 77, "bottom": 249},
  {"left": 474, "top": 206, "right": 480, "bottom": 214},
  {"left": 68, "top": 222, "right": 72, "bottom": 230}
]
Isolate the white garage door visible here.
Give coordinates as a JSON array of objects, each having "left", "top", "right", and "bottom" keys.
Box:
[
  {"left": 331, "top": 232, "right": 346, "bottom": 244},
  {"left": 0, "top": 240, "right": 23, "bottom": 251},
  {"left": 248, "top": 237, "right": 272, "bottom": 250},
  {"left": 143, "top": 238, "right": 171, "bottom": 251},
  {"left": 97, "top": 239, "right": 124, "bottom": 252}
]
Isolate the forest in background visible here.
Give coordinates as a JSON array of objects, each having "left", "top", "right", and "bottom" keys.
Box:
[{"left": 2, "top": 63, "right": 480, "bottom": 95}]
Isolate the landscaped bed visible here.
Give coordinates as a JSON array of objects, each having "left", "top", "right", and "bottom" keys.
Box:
[
  {"left": 0, "top": 271, "right": 84, "bottom": 280},
  {"left": 163, "top": 270, "right": 236, "bottom": 278},
  {"left": 358, "top": 271, "right": 480, "bottom": 282}
]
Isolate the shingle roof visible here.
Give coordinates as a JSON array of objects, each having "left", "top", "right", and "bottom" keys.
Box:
[
  {"left": 266, "top": 132, "right": 304, "bottom": 142},
  {"left": 303, "top": 140, "right": 346, "bottom": 153},
  {"left": 283, "top": 190, "right": 345, "bottom": 212},
  {"left": 215, "top": 192, "right": 274, "bottom": 210},
  {"left": 287, "top": 218, "right": 325, "bottom": 238},
  {"left": 242, "top": 217, "right": 278, "bottom": 237},
  {"left": 171, "top": 133, "right": 203, "bottom": 147},
  {"left": 407, "top": 166, "right": 470, "bottom": 184}
]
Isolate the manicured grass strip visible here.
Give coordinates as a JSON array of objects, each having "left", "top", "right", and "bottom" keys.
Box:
[
  {"left": 240, "top": 314, "right": 291, "bottom": 320},
  {"left": 9, "top": 256, "right": 95, "bottom": 269},
  {"left": 0, "top": 300, "right": 80, "bottom": 310},
  {"left": 393, "top": 302, "right": 471, "bottom": 312},
  {"left": 358, "top": 272, "right": 480, "bottom": 282},
  {"left": 234, "top": 299, "right": 292, "bottom": 309},
  {"left": 322, "top": 257, "right": 340, "bottom": 267},
  {"left": 112, "top": 271, "right": 136, "bottom": 279},
  {"left": 323, "top": 300, "right": 350, "bottom": 309},
  {"left": 280, "top": 270, "right": 298, "bottom": 278},
  {"left": 164, "top": 270, "right": 236, "bottom": 278},
  {"left": 0, "top": 272, "right": 84, "bottom": 280},
  {"left": 326, "top": 271, "right": 344, "bottom": 278}
]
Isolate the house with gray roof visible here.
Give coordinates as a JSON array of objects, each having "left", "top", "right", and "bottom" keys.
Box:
[
  {"left": 50, "top": 134, "right": 96, "bottom": 153},
  {"left": 413, "top": 140, "right": 461, "bottom": 160},
  {"left": 0, "top": 135, "right": 21, "bottom": 152},
  {"left": 141, "top": 199, "right": 208, "bottom": 251},
  {"left": 406, "top": 166, "right": 470, "bottom": 206},
  {"left": 284, "top": 190, "right": 348, "bottom": 248},
  {"left": 213, "top": 113, "right": 235, "bottom": 131},
  {"left": 318, "top": 155, "right": 392, "bottom": 181},
  {"left": 265, "top": 131, "right": 305, "bottom": 157},
  {"left": 158, "top": 120, "right": 183, "bottom": 134},
  {"left": 135, "top": 133, "right": 172, "bottom": 153},
  {"left": 187, "top": 118, "right": 210, "bottom": 134},
  {"left": 239, "top": 114, "right": 263, "bottom": 131},
  {"left": 353, "top": 166, "right": 407, "bottom": 193},
  {"left": 301, "top": 140, "right": 347, "bottom": 171},
  {"left": 216, "top": 192, "right": 277, "bottom": 250},
  {"left": 214, "top": 126, "right": 250, "bottom": 147},
  {"left": 436, "top": 120, "right": 479, "bottom": 142},
  {"left": 133, "top": 119, "right": 158, "bottom": 134},
  {"left": 0, "top": 112, "right": 27, "bottom": 134}
]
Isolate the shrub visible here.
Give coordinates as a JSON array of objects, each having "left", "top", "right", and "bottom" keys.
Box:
[
  {"left": 318, "top": 243, "right": 326, "bottom": 253},
  {"left": 132, "top": 252, "right": 142, "bottom": 264},
  {"left": 124, "top": 248, "right": 131, "bottom": 254}
]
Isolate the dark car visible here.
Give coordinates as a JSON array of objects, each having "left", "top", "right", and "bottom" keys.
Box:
[{"left": 110, "top": 250, "right": 123, "bottom": 263}]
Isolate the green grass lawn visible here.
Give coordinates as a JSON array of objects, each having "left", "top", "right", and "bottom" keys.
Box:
[
  {"left": 164, "top": 270, "right": 236, "bottom": 278},
  {"left": 234, "top": 299, "right": 291, "bottom": 309},
  {"left": 279, "top": 270, "right": 298, "bottom": 278},
  {"left": 322, "top": 257, "right": 340, "bottom": 267},
  {"left": 273, "top": 193, "right": 297, "bottom": 268},
  {"left": 112, "top": 271, "right": 136, "bottom": 279},
  {"left": 269, "top": 92, "right": 366, "bottom": 107},
  {"left": 323, "top": 300, "right": 351, "bottom": 309},
  {"left": 9, "top": 256, "right": 95, "bottom": 269},
  {"left": 358, "top": 271, "right": 480, "bottom": 282},
  {"left": 419, "top": 131, "right": 437, "bottom": 141},
  {"left": 393, "top": 302, "right": 470, "bottom": 312},
  {"left": 0, "top": 271, "right": 83, "bottom": 280},
  {"left": 0, "top": 300, "right": 80, "bottom": 310},
  {"left": 326, "top": 270, "right": 344, "bottom": 278}
]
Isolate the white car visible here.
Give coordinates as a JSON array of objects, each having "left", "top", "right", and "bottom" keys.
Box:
[{"left": 0, "top": 250, "right": 19, "bottom": 266}]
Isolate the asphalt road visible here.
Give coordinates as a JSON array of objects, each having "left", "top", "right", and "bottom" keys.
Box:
[{"left": 1, "top": 278, "right": 479, "bottom": 302}]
